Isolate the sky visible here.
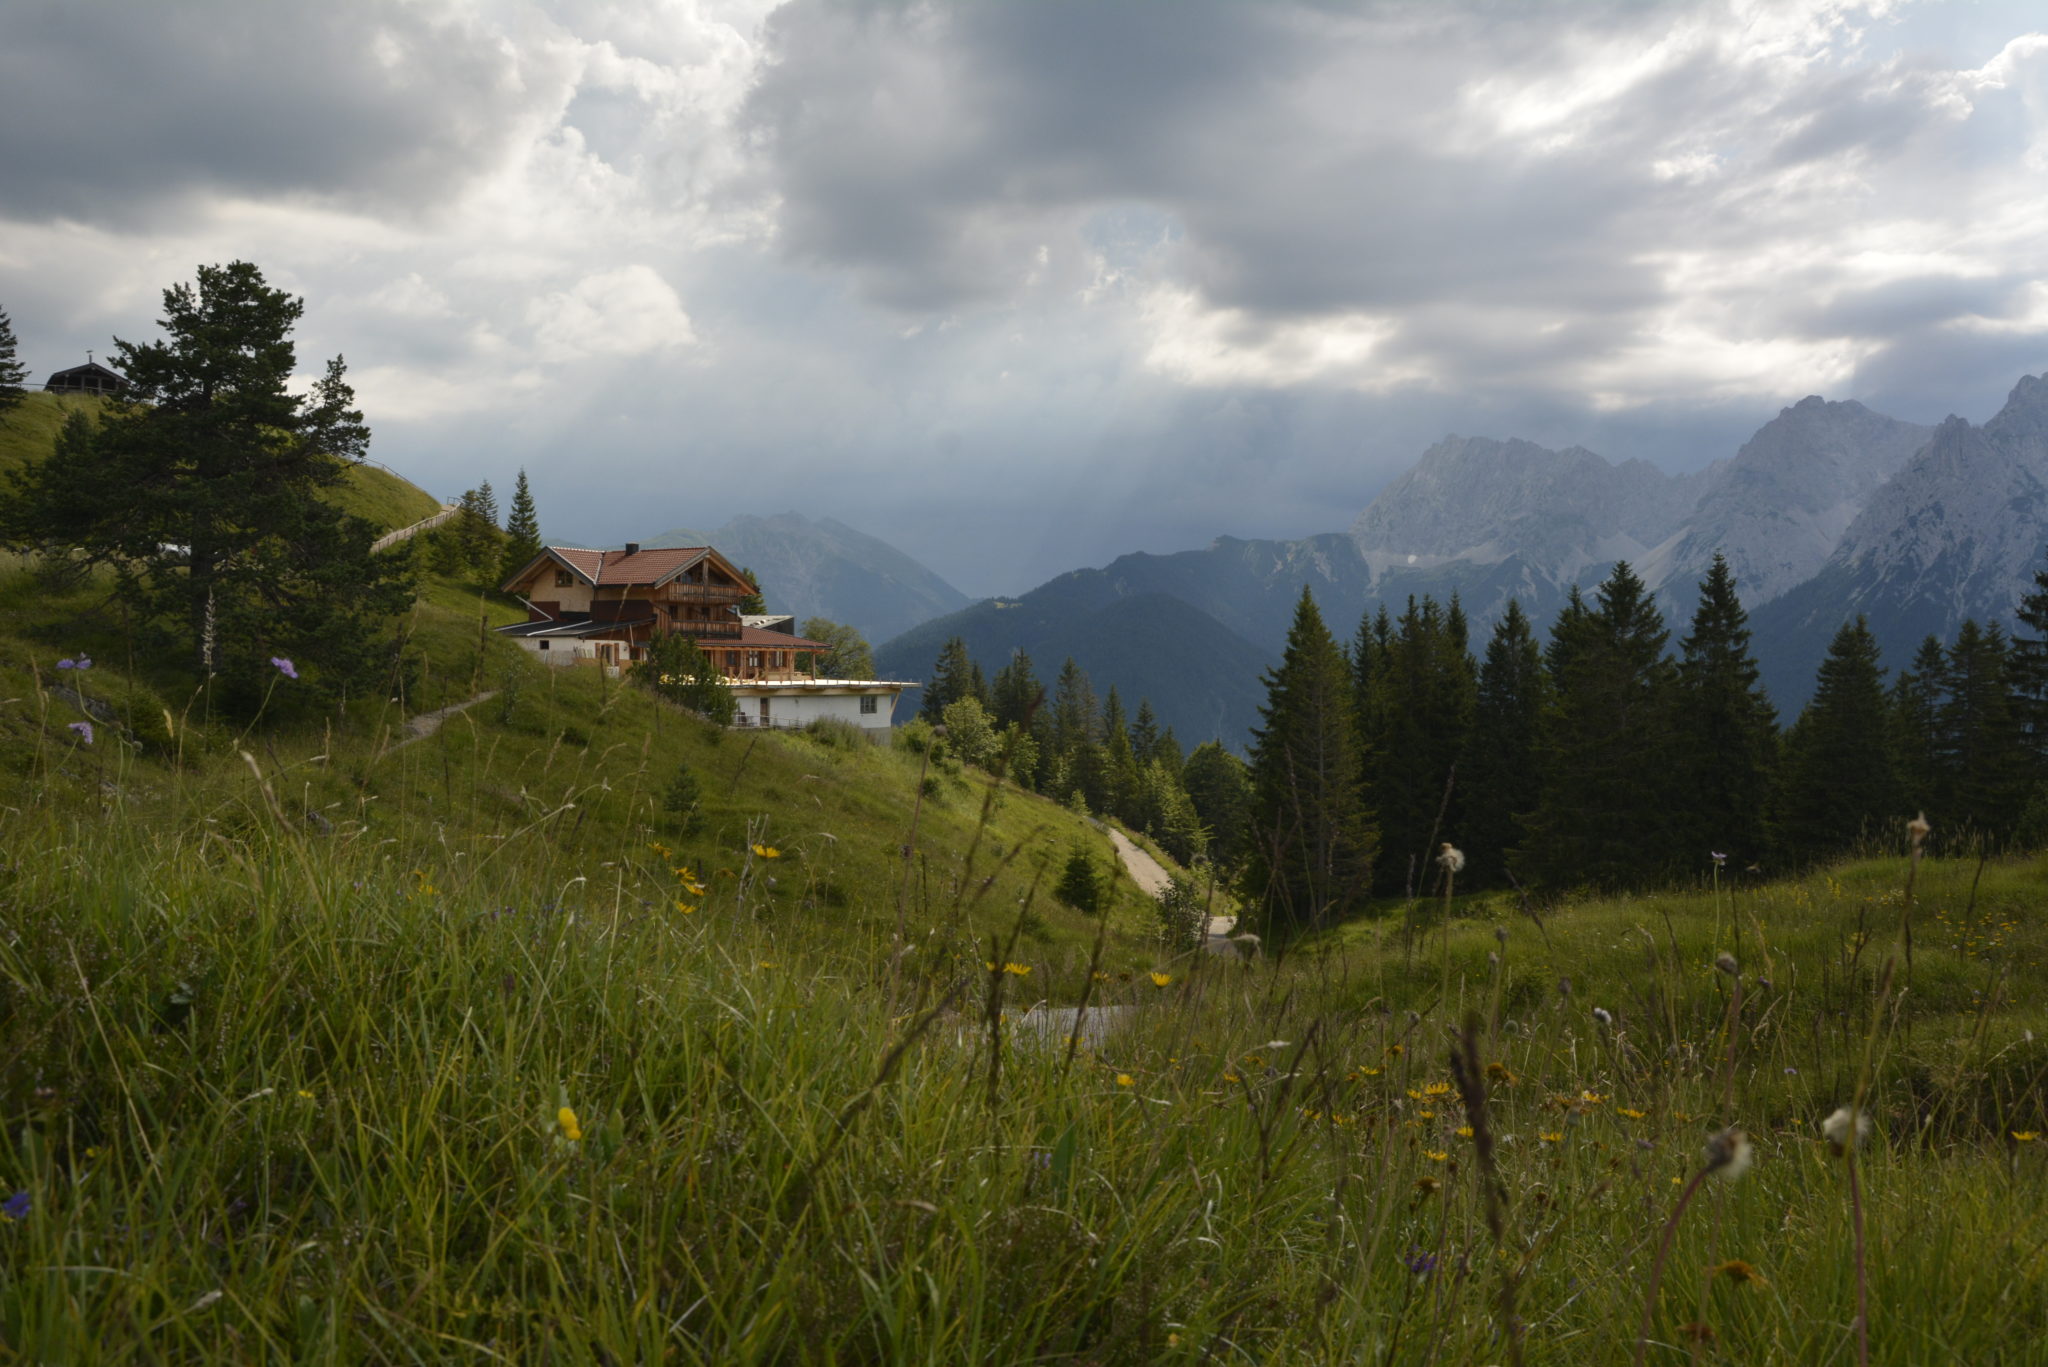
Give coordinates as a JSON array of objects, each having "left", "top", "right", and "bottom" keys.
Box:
[{"left": 3, "top": 0, "right": 2046, "bottom": 600}]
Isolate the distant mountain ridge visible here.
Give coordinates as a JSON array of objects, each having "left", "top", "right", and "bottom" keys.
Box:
[
  {"left": 641, "top": 512, "right": 968, "bottom": 646},
  {"left": 880, "top": 372, "right": 2048, "bottom": 748}
]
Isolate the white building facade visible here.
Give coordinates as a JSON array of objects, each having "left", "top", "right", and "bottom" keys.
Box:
[{"left": 725, "top": 679, "right": 912, "bottom": 735}]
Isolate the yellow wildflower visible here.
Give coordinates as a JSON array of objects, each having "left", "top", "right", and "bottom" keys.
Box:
[
  {"left": 2016, "top": 1131, "right": 2041, "bottom": 1142},
  {"left": 1116, "top": 1074, "right": 1135, "bottom": 1088},
  {"left": 297, "top": 1089, "right": 314, "bottom": 1100},
  {"left": 1418, "top": 1109, "right": 1437, "bottom": 1120},
  {"left": 1223, "top": 1072, "right": 1242, "bottom": 1084},
  {"left": 1003, "top": 962, "right": 1031, "bottom": 977},
  {"left": 1359, "top": 1066, "right": 1382, "bottom": 1077},
  {"left": 751, "top": 843, "right": 781, "bottom": 859},
  {"left": 675, "top": 902, "right": 698, "bottom": 915},
  {"left": 1425, "top": 1150, "right": 1448, "bottom": 1162},
  {"left": 648, "top": 842, "right": 672, "bottom": 859},
  {"left": 1540, "top": 1131, "right": 1564, "bottom": 1143},
  {"left": 1486, "top": 1062, "right": 1516, "bottom": 1085},
  {"left": 1406, "top": 1088, "right": 1425, "bottom": 1101},
  {"left": 1579, "top": 1091, "right": 1605, "bottom": 1105},
  {"left": 1456, "top": 1126, "right": 1474, "bottom": 1139},
  {"left": 1711, "top": 1259, "right": 1763, "bottom": 1286},
  {"left": 1618, "top": 1107, "right": 1647, "bottom": 1120},
  {"left": 1415, "top": 1176, "right": 1440, "bottom": 1195},
  {"left": 557, "top": 1107, "right": 583, "bottom": 1143},
  {"left": 1386, "top": 1044, "right": 1405, "bottom": 1057},
  {"left": 1149, "top": 971, "right": 1172, "bottom": 987},
  {"left": 1092, "top": 971, "right": 1111, "bottom": 982},
  {"left": 1423, "top": 1081, "right": 1453, "bottom": 1097}
]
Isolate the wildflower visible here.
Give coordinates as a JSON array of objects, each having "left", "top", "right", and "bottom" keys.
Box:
[
  {"left": 1149, "top": 971, "right": 1172, "bottom": 987},
  {"left": 1091, "top": 971, "right": 1109, "bottom": 982},
  {"left": 1425, "top": 1150, "right": 1448, "bottom": 1163},
  {"left": 1704, "top": 1127, "right": 1752, "bottom": 1181},
  {"left": 1405, "top": 1247, "right": 1440, "bottom": 1276},
  {"left": 1116, "top": 1074, "right": 1135, "bottom": 1088},
  {"left": 1540, "top": 1131, "right": 1564, "bottom": 1143},
  {"left": 648, "top": 841, "right": 673, "bottom": 859},
  {"left": 1223, "top": 1071, "right": 1242, "bottom": 1084},
  {"left": 1907, "top": 812, "right": 1931, "bottom": 850},
  {"left": 67, "top": 721, "right": 92, "bottom": 744},
  {"left": 1455, "top": 1126, "right": 1474, "bottom": 1139},
  {"left": 674, "top": 902, "right": 698, "bottom": 915},
  {"left": 1386, "top": 1044, "right": 1404, "bottom": 1057},
  {"left": 750, "top": 843, "right": 781, "bottom": 859},
  {"left": 297, "top": 1089, "right": 315, "bottom": 1100},
  {"left": 1714, "top": 951, "right": 1738, "bottom": 977},
  {"left": 1579, "top": 1091, "right": 1605, "bottom": 1106},
  {"left": 1423, "top": 1081, "right": 1452, "bottom": 1097},
  {"left": 1710, "top": 1259, "right": 1763, "bottom": 1286},
  {"left": 557, "top": 1107, "right": 583, "bottom": 1143},
  {"left": 1359, "top": 1066, "right": 1382, "bottom": 1076},
  {"left": 1418, "top": 1110, "right": 1436, "bottom": 1120},
  {"left": 1710, "top": 851, "right": 1727, "bottom": 866},
  {"left": 55, "top": 658, "right": 76, "bottom": 670},
  {"left": 1618, "top": 1107, "right": 1647, "bottom": 1120},
  {"left": 1436, "top": 843, "right": 1465, "bottom": 874},
  {"left": 1003, "top": 962, "right": 1030, "bottom": 977},
  {"left": 1821, "top": 1106, "right": 1871, "bottom": 1153},
  {"left": 2014, "top": 1131, "right": 2040, "bottom": 1143},
  {"left": 270, "top": 657, "right": 298, "bottom": 680},
  {"left": 1592, "top": 1006, "right": 1614, "bottom": 1026},
  {"left": 1414, "top": 1176, "right": 1440, "bottom": 1195},
  {"left": 0, "top": 1192, "right": 28, "bottom": 1221},
  {"left": 1486, "top": 1061, "right": 1515, "bottom": 1084}
]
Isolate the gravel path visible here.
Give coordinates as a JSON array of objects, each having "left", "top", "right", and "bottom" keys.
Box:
[
  {"left": 1105, "top": 827, "right": 1244, "bottom": 953},
  {"left": 382, "top": 691, "right": 498, "bottom": 755}
]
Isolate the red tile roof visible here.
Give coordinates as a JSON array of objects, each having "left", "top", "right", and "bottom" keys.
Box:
[{"left": 732, "top": 625, "right": 827, "bottom": 649}]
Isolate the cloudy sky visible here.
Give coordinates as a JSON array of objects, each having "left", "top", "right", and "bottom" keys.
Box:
[{"left": 4, "top": 1, "right": 2045, "bottom": 599}]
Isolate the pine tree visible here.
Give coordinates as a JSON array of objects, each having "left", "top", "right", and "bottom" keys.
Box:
[
  {"left": 451, "top": 487, "right": 500, "bottom": 573},
  {"left": 1889, "top": 635, "right": 1946, "bottom": 814},
  {"left": 1674, "top": 554, "right": 1778, "bottom": 867},
  {"left": 921, "top": 636, "right": 979, "bottom": 723},
  {"left": 499, "top": 468, "right": 543, "bottom": 580},
  {"left": 1776, "top": 617, "right": 1896, "bottom": 860},
  {"left": 1099, "top": 687, "right": 1140, "bottom": 823},
  {"left": 1461, "top": 599, "right": 1545, "bottom": 887},
  {"left": 1939, "top": 621, "right": 2026, "bottom": 844},
  {"left": 2009, "top": 551, "right": 2048, "bottom": 781},
  {"left": 737, "top": 568, "right": 766, "bottom": 615},
  {"left": 1242, "top": 588, "right": 1376, "bottom": 937},
  {"left": 990, "top": 650, "right": 1043, "bottom": 731},
  {"left": 1130, "top": 699, "right": 1163, "bottom": 767},
  {"left": 1183, "top": 741, "right": 1253, "bottom": 870},
  {"left": 474, "top": 480, "right": 499, "bottom": 527},
  {"left": 0, "top": 261, "right": 411, "bottom": 701},
  {"left": 1362, "top": 595, "right": 1475, "bottom": 896},
  {"left": 1521, "top": 563, "right": 1681, "bottom": 889},
  {"left": 0, "top": 305, "right": 27, "bottom": 415}
]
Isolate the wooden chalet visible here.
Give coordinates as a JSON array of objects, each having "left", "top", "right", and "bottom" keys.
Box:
[
  {"left": 496, "top": 543, "right": 829, "bottom": 678},
  {"left": 44, "top": 360, "right": 128, "bottom": 397}
]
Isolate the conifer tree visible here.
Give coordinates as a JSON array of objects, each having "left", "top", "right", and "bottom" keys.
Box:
[
  {"left": 1099, "top": 687, "right": 1140, "bottom": 821},
  {"left": 1674, "top": 554, "right": 1778, "bottom": 866},
  {"left": 0, "top": 305, "right": 26, "bottom": 415},
  {"left": 0, "top": 261, "right": 411, "bottom": 701},
  {"left": 1130, "top": 699, "right": 1163, "bottom": 767},
  {"left": 1362, "top": 595, "right": 1476, "bottom": 895},
  {"left": 450, "top": 487, "right": 500, "bottom": 573},
  {"left": 1776, "top": 617, "right": 1896, "bottom": 859},
  {"left": 1052, "top": 658, "right": 1097, "bottom": 758},
  {"left": 1461, "top": 599, "right": 1545, "bottom": 887},
  {"left": 1183, "top": 741, "right": 1253, "bottom": 870},
  {"left": 2009, "top": 550, "right": 2048, "bottom": 777},
  {"left": 990, "top": 650, "right": 1043, "bottom": 731},
  {"left": 921, "top": 636, "right": 979, "bottom": 723},
  {"left": 1522, "top": 563, "right": 1680, "bottom": 888},
  {"left": 499, "top": 468, "right": 543, "bottom": 579},
  {"left": 737, "top": 568, "right": 765, "bottom": 614},
  {"left": 1889, "top": 635, "right": 1946, "bottom": 813},
  {"left": 475, "top": 480, "right": 499, "bottom": 527},
  {"left": 1939, "top": 620, "right": 2026, "bottom": 843},
  {"left": 1243, "top": 588, "right": 1376, "bottom": 936}
]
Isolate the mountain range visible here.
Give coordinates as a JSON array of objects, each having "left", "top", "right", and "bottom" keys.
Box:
[
  {"left": 876, "top": 371, "right": 2048, "bottom": 749},
  {"left": 642, "top": 512, "right": 969, "bottom": 646}
]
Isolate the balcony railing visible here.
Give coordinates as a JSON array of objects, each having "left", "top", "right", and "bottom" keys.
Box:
[{"left": 661, "top": 582, "right": 750, "bottom": 602}]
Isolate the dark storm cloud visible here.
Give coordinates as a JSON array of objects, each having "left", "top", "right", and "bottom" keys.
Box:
[{"left": 0, "top": 2, "right": 545, "bottom": 225}]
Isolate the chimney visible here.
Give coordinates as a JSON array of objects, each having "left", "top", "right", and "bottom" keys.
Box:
[{"left": 623, "top": 542, "right": 640, "bottom": 556}]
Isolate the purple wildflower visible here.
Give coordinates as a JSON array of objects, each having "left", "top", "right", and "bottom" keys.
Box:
[
  {"left": 1, "top": 1191, "right": 29, "bottom": 1221},
  {"left": 1710, "top": 851, "right": 1727, "bottom": 865},
  {"left": 67, "top": 721, "right": 93, "bottom": 745},
  {"left": 1404, "top": 1246, "right": 1440, "bottom": 1277},
  {"left": 55, "top": 659, "right": 75, "bottom": 671},
  {"left": 270, "top": 657, "right": 298, "bottom": 680}
]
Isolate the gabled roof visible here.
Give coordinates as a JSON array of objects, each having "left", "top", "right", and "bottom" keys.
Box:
[
  {"left": 501, "top": 544, "right": 752, "bottom": 594},
  {"left": 733, "top": 624, "right": 827, "bottom": 650}
]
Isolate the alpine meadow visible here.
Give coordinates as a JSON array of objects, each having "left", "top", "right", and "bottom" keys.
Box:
[{"left": 7, "top": 3, "right": 2048, "bottom": 1363}]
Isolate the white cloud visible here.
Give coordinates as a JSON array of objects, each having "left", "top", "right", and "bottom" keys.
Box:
[{"left": 527, "top": 265, "right": 698, "bottom": 362}]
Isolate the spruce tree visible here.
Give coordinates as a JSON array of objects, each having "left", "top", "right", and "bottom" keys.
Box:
[
  {"left": 1099, "top": 687, "right": 1140, "bottom": 823},
  {"left": 1130, "top": 699, "right": 1163, "bottom": 767},
  {"left": 1521, "top": 563, "right": 1680, "bottom": 889},
  {"left": 1362, "top": 595, "right": 1475, "bottom": 895},
  {"left": 475, "top": 480, "right": 499, "bottom": 527},
  {"left": 499, "top": 468, "right": 543, "bottom": 579},
  {"left": 737, "top": 568, "right": 765, "bottom": 614},
  {"left": 1939, "top": 621, "right": 2026, "bottom": 843},
  {"left": 1889, "top": 636, "right": 1946, "bottom": 814},
  {"left": 990, "top": 650, "right": 1043, "bottom": 731},
  {"left": 2011, "top": 548, "right": 2048, "bottom": 775},
  {"left": 1674, "top": 554, "right": 1778, "bottom": 867},
  {"left": 1243, "top": 588, "right": 1376, "bottom": 936},
  {"left": 0, "top": 305, "right": 26, "bottom": 415},
  {"left": 921, "top": 636, "right": 979, "bottom": 723},
  {"left": 0, "top": 261, "right": 411, "bottom": 701},
  {"left": 1776, "top": 617, "right": 1896, "bottom": 860},
  {"left": 1462, "top": 599, "right": 1545, "bottom": 887},
  {"left": 1183, "top": 741, "right": 1253, "bottom": 870}
]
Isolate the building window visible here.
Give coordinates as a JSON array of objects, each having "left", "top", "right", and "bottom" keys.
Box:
[
  {"left": 554, "top": 570, "right": 575, "bottom": 587},
  {"left": 860, "top": 695, "right": 878, "bottom": 715},
  {"left": 726, "top": 651, "right": 740, "bottom": 671},
  {"left": 538, "top": 640, "right": 550, "bottom": 651},
  {"left": 746, "top": 651, "right": 762, "bottom": 669}
]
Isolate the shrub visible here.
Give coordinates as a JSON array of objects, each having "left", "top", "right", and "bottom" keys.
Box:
[
  {"left": 804, "top": 716, "right": 865, "bottom": 751},
  {"left": 1157, "top": 873, "right": 1207, "bottom": 952},
  {"left": 631, "top": 633, "right": 737, "bottom": 726},
  {"left": 662, "top": 762, "right": 703, "bottom": 834}
]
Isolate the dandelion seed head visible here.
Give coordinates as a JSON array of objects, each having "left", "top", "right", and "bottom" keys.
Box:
[
  {"left": 1436, "top": 843, "right": 1465, "bottom": 874},
  {"left": 1821, "top": 1106, "right": 1870, "bottom": 1151},
  {"left": 1714, "top": 951, "right": 1739, "bottom": 977},
  {"left": 1704, "top": 1127, "right": 1752, "bottom": 1180},
  {"left": 1592, "top": 1006, "right": 1614, "bottom": 1027},
  {"left": 1907, "top": 812, "right": 1931, "bottom": 849}
]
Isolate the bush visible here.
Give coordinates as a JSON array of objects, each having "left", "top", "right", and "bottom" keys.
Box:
[
  {"left": 1054, "top": 842, "right": 1104, "bottom": 914},
  {"left": 804, "top": 716, "right": 865, "bottom": 751},
  {"left": 662, "top": 762, "right": 703, "bottom": 834},
  {"left": 1157, "top": 873, "right": 1207, "bottom": 952},
  {"left": 632, "top": 633, "right": 737, "bottom": 726}
]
